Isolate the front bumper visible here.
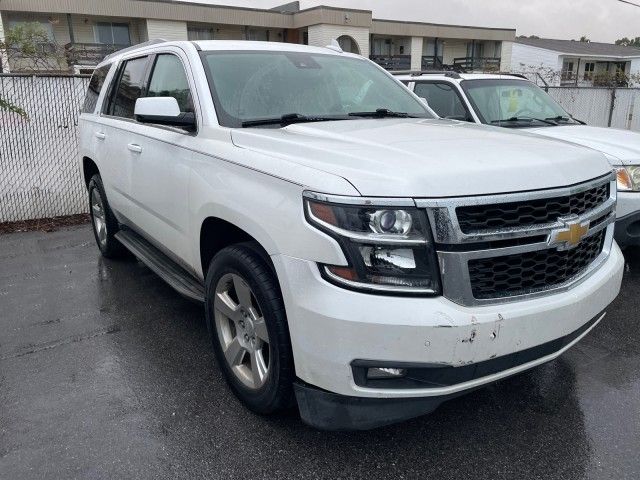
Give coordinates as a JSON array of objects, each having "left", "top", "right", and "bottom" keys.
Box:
[
  {"left": 615, "top": 192, "right": 640, "bottom": 247},
  {"left": 272, "top": 243, "right": 623, "bottom": 429},
  {"left": 295, "top": 311, "right": 603, "bottom": 430},
  {"left": 613, "top": 192, "right": 640, "bottom": 247}
]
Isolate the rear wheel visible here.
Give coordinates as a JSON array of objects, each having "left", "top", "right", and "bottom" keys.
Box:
[
  {"left": 88, "top": 174, "right": 127, "bottom": 258},
  {"left": 204, "top": 243, "right": 294, "bottom": 414}
]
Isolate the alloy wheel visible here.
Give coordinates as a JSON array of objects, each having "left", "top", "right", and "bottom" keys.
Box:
[{"left": 214, "top": 273, "right": 271, "bottom": 390}]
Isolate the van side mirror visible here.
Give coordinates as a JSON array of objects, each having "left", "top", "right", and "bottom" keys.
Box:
[
  {"left": 134, "top": 97, "right": 196, "bottom": 131},
  {"left": 419, "top": 97, "right": 429, "bottom": 108}
]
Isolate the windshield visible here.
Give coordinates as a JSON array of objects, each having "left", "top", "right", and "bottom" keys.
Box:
[
  {"left": 201, "top": 50, "right": 433, "bottom": 127},
  {"left": 461, "top": 79, "right": 576, "bottom": 127}
]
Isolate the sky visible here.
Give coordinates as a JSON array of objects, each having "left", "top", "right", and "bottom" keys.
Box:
[{"left": 176, "top": 0, "right": 640, "bottom": 43}]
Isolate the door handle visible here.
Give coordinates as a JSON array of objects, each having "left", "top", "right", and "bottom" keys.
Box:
[
  {"left": 95, "top": 132, "right": 106, "bottom": 140},
  {"left": 127, "top": 143, "right": 143, "bottom": 153}
]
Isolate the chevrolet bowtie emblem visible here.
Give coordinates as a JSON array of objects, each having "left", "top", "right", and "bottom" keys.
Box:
[{"left": 548, "top": 216, "right": 590, "bottom": 251}]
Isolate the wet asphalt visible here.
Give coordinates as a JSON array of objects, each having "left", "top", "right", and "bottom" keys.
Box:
[{"left": 0, "top": 225, "right": 639, "bottom": 480}]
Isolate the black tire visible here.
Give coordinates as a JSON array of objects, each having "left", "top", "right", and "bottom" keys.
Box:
[
  {"left": 204, "top": 242, "right": 294, "bottom": 414},
  {"left": 88, "top": 174, "right": 128, "bottom": 259}
]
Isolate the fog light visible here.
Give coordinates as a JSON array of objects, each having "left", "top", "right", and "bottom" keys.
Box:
[{"left": 367, "top": 367, "right": 408, "bottom": 379}]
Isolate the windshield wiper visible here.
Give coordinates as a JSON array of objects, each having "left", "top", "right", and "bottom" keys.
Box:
[
  {"left": 241, "top": 113, "right": 348, "bottom": 128},
  {"left": 348, "top": 108, "right": 420, "bottom": 119},
  {"left": 490, "top": 116, "right": 558, "bottom": 126},
  {"left": 545, "top": 115, "right": 580, "bottom": 125}
]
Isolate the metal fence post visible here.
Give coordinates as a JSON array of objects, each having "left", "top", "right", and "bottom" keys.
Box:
[
  {"left": 608, "top": 88, "right": 617, "bottom": 127},
  {"left": 628, "top": 90, "right": 636, "bottom": 130}
]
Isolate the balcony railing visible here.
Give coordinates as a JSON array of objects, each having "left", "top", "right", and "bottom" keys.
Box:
[
  {"left": 452, "top": 57, "right": 501, "bottom": 72},
  {"left": 369, "top": 55, "right": 411, "bottom": 71},
  {"left": 64, "top": 43, "right": 130, "bottom": 66},
  {"left": 421, "top": 56, "right": 445, "bottom": 70}
]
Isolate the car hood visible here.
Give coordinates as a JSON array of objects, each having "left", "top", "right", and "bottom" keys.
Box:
[
  {"left": 529, "top": 125, "right": 640, "bottom": 165},
  {"left": 231, "top": 119, "right": 612, "bottom": 197}
]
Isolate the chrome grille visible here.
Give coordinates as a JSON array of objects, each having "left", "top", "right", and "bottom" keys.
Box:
[
  {"left": 456, "top": 182, "right": 610, "bottom": 233},
  {"left": 416, "top": 173, "right": 617, "bottom": 306}
]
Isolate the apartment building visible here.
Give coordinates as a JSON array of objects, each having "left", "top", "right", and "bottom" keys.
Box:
[
  {"left": 509, "top": 37, "right": 640, "bottom": 87},
  {"left": 0, "top": 0, "right": 516, "bottom": 74}
]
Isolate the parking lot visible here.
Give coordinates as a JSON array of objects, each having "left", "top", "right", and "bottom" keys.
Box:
[{"left": 1, "top": 224, "right": 639, "bottom": 480}]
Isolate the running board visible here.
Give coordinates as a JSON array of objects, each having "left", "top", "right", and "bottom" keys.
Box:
[{"left": 115, "top": 229, "right": 205, "bottom": 302}]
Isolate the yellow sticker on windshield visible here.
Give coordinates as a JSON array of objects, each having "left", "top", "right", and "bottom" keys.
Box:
[{"left": 508, "top": 90, "right": 519, "bottom": 113}]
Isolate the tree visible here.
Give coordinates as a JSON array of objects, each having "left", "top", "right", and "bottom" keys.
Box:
[
  {"left": 578, "top": 36, "right": 591, "bottom": 42},
  {"left": 0, "top": 22, "right": 64, "bottom": 118},
  {"left": 616, "top": 37, "right": 640, "bottom": 47},
  {"left": 0, "top": 22, "right": 64, "bottom": 71}
]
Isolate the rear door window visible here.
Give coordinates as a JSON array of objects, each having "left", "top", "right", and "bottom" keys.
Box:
[
  {"left": 414, "top": 82, "right": 469, "bottom": 120},
  {"left": 105, "top": 56, "right": 149, "bottom": 119},
  {"left": 82, "top": 64, "right": 111, "bottom": 113},
  {"left": 145, "top": 54, "right": 194, "bottom": 113}
]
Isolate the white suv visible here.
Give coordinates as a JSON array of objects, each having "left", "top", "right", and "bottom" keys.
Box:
[
  {"left": 79, "top": 40, "right": 623, "bottom": 430},
  {"left": 397, "top": 71, "right": 640, "bottom": 248}
]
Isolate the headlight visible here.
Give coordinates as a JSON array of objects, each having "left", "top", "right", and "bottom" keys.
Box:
[
  {"left": 615, "top": 166, "right": 640, "bottom": 191},
  {"left": 304, "top": 194, "right": 441, "bottom": 295}
]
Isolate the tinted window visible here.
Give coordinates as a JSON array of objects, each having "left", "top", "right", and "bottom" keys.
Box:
[
  {"left": 202, "top": 51, "right": 432, "bottom": 127},
  {"left": 107, "top": 56, "right": 149, "bottom": 119},
  {"left": 146, "top": 54, "right": 194, "bottom": 113},
  {"left": 82, "top": 64, "right": 111, "bottom": 113},
  {"left": 414, "top": 82, "right": 468, "bottom": 120}
]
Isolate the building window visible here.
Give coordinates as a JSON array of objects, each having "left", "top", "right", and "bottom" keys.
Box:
[
  {"left": 372, "top": 38, "right": 392, "bottom": 56},
  {"left": 95, "top": 22, "right": 131, "bottom": 46},
  {"left": 187, "top": 26, "right": 215, "bottom": 41},
  {"left": 561, "top": 60, "right": 575, "bottom": 81},
  {"left": 246, "top": 29, "right": 269, "bottom": 41},
  {"left": 584, "top": 62, "right": 595, "bottom": 81},
  {"left": 423, "top": 39, "right": 443, "bottom": 60},
  {"left": 7, "top": 19, "right": 54, "bottom": 41},
  {"left": 466, "top": 42, "right": 484, "bottom": 59}
]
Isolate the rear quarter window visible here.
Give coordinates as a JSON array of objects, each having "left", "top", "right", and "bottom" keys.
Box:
[{"left": 82, "top": 64, "right": 112, "bottom": 113}]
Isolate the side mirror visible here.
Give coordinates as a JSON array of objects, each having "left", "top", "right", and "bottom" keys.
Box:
[
  {"left": 419, "top": 96, "right": 429, "bottom": 107},
  {"left": 134, "top": 97, "right": 196, "bottom": 131}
]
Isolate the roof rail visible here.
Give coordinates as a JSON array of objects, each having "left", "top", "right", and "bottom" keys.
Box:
[
  {"left": 391, "top": 70, "right": 462, "bottom": 79},
  {"left": 103, "top": 39, "right": 168, "bottom": 61}
]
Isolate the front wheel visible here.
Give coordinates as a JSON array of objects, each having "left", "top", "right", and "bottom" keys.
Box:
[{"left": 204, "top": 243, "right": 294, "bottom": 414}]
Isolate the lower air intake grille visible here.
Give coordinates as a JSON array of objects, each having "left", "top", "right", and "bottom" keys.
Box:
[{"left": 468, "top": 230, "right": 605, "bottom": 300}]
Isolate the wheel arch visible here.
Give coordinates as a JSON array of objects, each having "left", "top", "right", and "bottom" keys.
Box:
[
  {"left": 199, "top": 216, "right": 276, "bottom": 279},
  {"left": 82, "top": 156, "right": 100, "bottom": 189}
]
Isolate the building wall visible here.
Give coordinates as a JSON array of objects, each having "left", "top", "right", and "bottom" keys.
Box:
[
  {"left": 500, "top": 40, "right": 512, "bottom": 71},
  {"left": 508, "top": 42, "right": 562, "bottom": 73},
  {"left": 307, "top": 24, "right": 369, "bottom": 56},
  {"left": 410, "top": 36, "right": 423, "bottom": 70},
  {"left": 145, "top": 19, "right": 188, "bottom": 42}
]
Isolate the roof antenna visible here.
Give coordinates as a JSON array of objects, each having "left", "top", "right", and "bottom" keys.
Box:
[{"left": 326, "top": 38, "right": 343, "bottom": 53}]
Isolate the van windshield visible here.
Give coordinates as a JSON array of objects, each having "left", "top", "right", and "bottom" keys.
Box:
[
  {"left": 461, "top": 79, "right": 579, "bottom": 127},
  {"left": 201, "top": 50, "right": 433, "bottom": 127}
]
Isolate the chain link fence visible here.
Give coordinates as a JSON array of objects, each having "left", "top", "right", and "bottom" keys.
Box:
[
  {"left": 0, "top": 74, "right": 89, "bottom": 223},
  {"left": 1, "top": 75, "right": 640, "bottom": 223},
  {"left": 546, "top": 87, "right": 640, "bottom": 131}
]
